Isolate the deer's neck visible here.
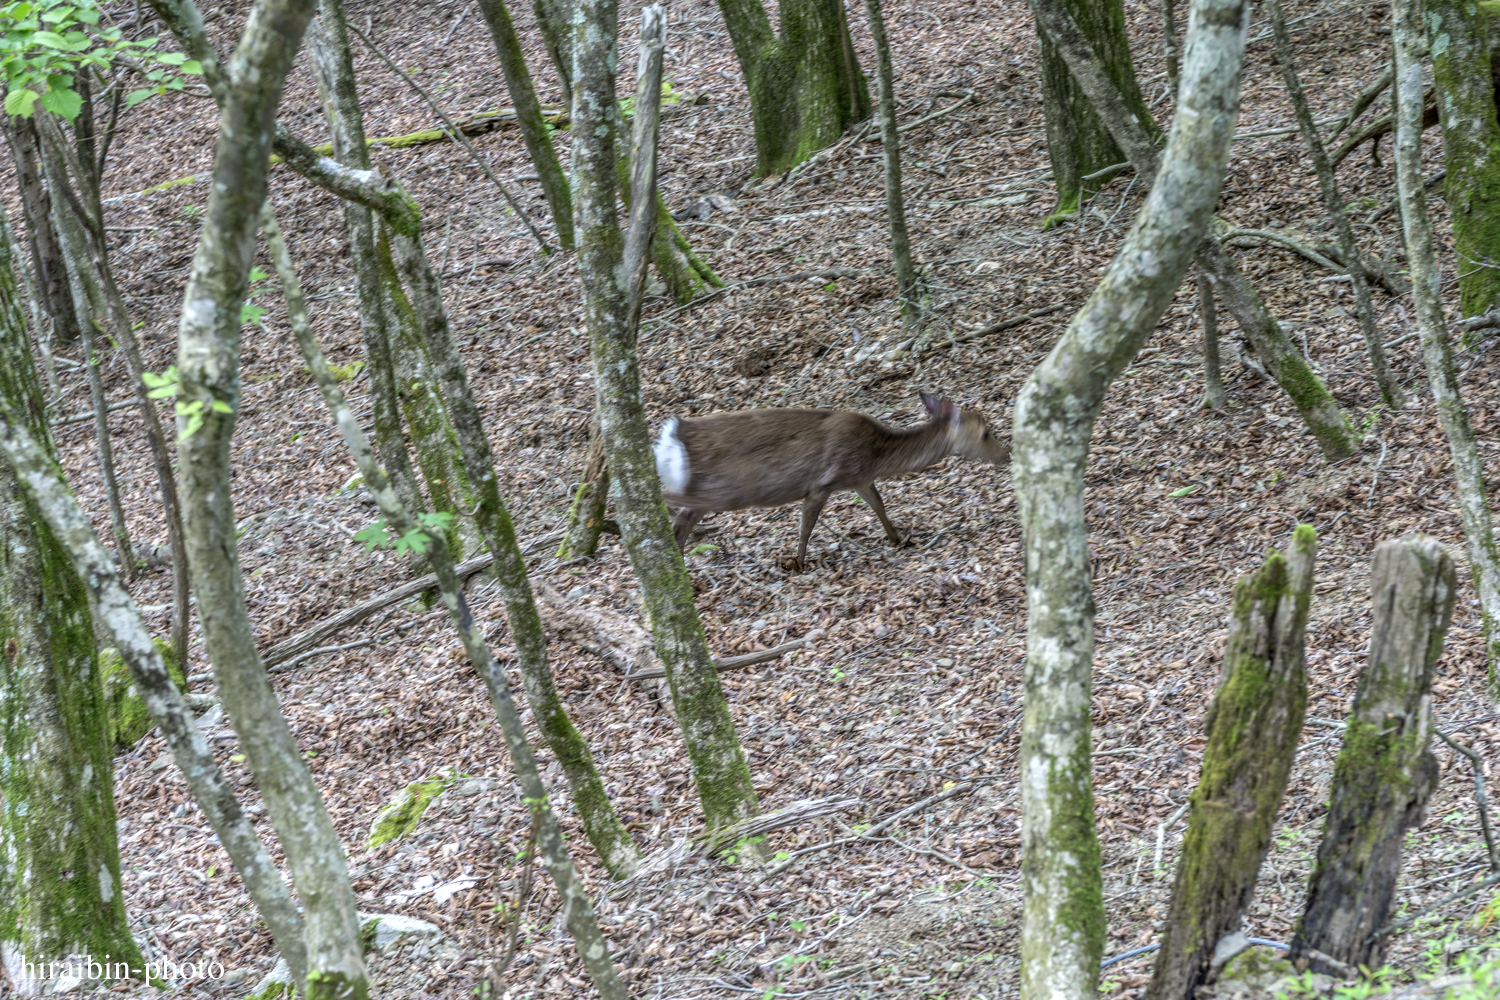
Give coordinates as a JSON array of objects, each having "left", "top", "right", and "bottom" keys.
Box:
[{"left": 868, "top": 418, "right": 952, "bottom": 479}]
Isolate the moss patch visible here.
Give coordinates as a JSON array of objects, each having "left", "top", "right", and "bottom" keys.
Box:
[
  {"left": 366, "top": 772, "right": 456, "bottom": 849},
  {"left": 101, "top": 639, "right": 182, "bottom": 750}
]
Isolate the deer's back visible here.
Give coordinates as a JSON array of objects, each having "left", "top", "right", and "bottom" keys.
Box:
[{"left": 665, "top": 408, "right": 881, "bottom": 510}]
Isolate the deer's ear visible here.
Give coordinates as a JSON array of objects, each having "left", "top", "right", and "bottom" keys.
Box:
[
  {"left": 939, "top": 400, "right": 959, "bottom": 424},
  {"left": 920, "top": 392, "right": 941, "bottom": 416}
]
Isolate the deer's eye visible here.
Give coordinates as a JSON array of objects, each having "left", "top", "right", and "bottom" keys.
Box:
[{"left": 983, "top": 430, "right": 991, "bottom": 440}]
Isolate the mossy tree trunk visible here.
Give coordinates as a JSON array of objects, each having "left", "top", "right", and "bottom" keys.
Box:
[
  {"left": 558, "top": 421, "right": 611, "bottom": 561},
  {"left": 1009, "top": 1, "right": 1248, "bottom": 994},
  {"left": 476, "top": 0, "right": 575, "bottom": 250},
  {"left": 1290, "top": 534, "right": 1451, "bottom": 975},
  {"left": 166, "top": 2, "right": 373, "bottom": 997},
  {"left": 717, "top": 0, "right": 871, "bottom": 177},
  {"left": 0, "top": 209, "right": 309, "bottom": 987},
  {"left": 1393, "top": 0, "right": 1500, "bottom": 698},
  {"left": 1267, "top": 0, "right": 1404, "bottom": 410},
  {"left": 1147, "top": 526, "right": 1316, "bottom": 1000},
  {"left": 572, "top": 0, "right": 761, "bottom": 834},
  {"left": 1428, "top": 0, "right": 1500, "bottom": 319},
  {"left": 864, "top": 0, "right": 920, "bottom": 325},
  {"left": 307, "top": 0, "right": 427, "bottom": 522},
  {"left": 1197, "top": 238, "right": 1357, "bottom": 459},
  {"left": 310, "top": 0, "right": 480, "bottom": 560},
  {"left": 261, "top": 204, "right": 632, "bottom": 989},
  {"left": 1030, "top": 0, "right": 1357, "bottom": 459},
  {"left": 0, "top": 206, "right": 148, "bottom": 999},
  {"left": 1031, "top": 0, "right": 1156, "bottom": 227},
  {"left": 2, "top": 116, "right": 81, "bottom": 347}
]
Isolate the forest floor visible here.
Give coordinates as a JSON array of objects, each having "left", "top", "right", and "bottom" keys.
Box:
[{"left": 25, "top": 0, "right": 1500, "bottom": 997}]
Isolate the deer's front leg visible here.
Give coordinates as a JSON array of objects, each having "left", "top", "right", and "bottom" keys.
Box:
[{"left": 796, "top": 488, "right": 833, "bottom": 568}]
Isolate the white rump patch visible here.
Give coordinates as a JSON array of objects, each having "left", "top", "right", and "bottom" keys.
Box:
[{"left": 654, "top": 418, "right": 690, "bottom": 494}]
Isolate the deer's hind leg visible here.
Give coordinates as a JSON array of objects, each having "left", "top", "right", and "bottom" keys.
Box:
[
  {"left": 855, "top": 485, "right": 906, "bottom": 546},
  {"left": 671, "top": 508, "right": 706, "bottom": 549}
]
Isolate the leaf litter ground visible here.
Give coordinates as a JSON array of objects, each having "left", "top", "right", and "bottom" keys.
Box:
[{"left": 24, "top": 0, "right": 1500, "bottom": 997}]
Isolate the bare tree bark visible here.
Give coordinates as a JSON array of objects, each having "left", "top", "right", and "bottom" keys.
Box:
[
  {"left": 169, "top": 2, "right": 372, "bottom": 996},
  {"left": 863, "top": 0, "right": 919, "bottom": 327},
  {"left": 1148, "top": 526, "right": 1315, "bottom": 1000},
  {"left": 1198, "top": 268, "right": 1227, "bottom": 409},
  {"left": 37, "top": 142, "right": 132, "bottom": 576},
  {"left": 557, "top": 421, "right": 611, "bottom": 561},
  {"left": 572, "top": 0, "right": 761, "bottom": 833},
  {"left": 1291, "top": 534, "right": 1451, "bottom": 974},
  {"left": 476, "top": 0, "right": 575, "bottom": 249},
  {"left": 2, "top": 117, "right": 81, "bottom": 347},
  {"left": 1029, "top": 0, "right": 1356, "bottom": 459},
  {"left": 1010, "top": 1, "right": 1249, "bottom": 995},
  {"left": 261, "top": 203, "right": 631, "bottom": 988},
  {"left": 34, "top": 108, "right": 194, "bottom": 667},
  {"left": 1392, "top": 0, "right": 1500, "bottom": 698},
  {"left": 0, "top": 206, "right": 308, "bottom": 985},
  {"left": 1267, "top": 0, "right": 1403, "bottom": 410}
]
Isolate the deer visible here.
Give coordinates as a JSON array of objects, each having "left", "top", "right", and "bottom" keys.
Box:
[{"left": 653, "top": 392, "right": 1009, "bottom": 568}]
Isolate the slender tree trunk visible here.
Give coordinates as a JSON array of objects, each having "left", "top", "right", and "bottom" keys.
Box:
[
  {"left": 1197, "top": 237, "right": 1356, "bottom": 459},
  {"left": 558, "top": 421, "right": 611, "bottom": 561},
  {"left": 476, "top": 0, "right": 575, "bottom": 249},
  {"left": 0, "top": 205, "right": 308, "bottom": 986},
  {"left": 0, "top": 207, "right": 149, "bottom": 998},
  {"left": 1198, "top": 269, "right": 1227, "bottom": 409},
  {"left": 1029, "top": 0, "right": 1356, "bottom": 458},
  {"left": 38, "top": 145, "right": 132, "bottom": 576},
  {"left": 2, "top": 117, "right": 81, "bottom": 346},
  {"left": 306, "top": 3, "right": 428, "bottom": 523},
  {"left": 33, "top": 110, "right": 193, "bottom": 672},
  {"left": 1267, "top": 0, "right": 1403, "bottom": 410},
  {"left": 531, "top": 0, "right": 575, "bottom": 105},
  {"left": 1, "top": 205, "right": 59, "bottom": 406},
  {"left": 717, "top": 0, "right": 871, "bottom": 177},
  {"left": 1427, "top": 0, "right": 1500, "bottom": 320},
  {"left": 1392, "top": 0, "right": 1500, "bottom": 698},
  {"left": 1010, "top": 2, "right": 1248, "bottom": 995},
  {"left": 863, "top": 0, "right": 919, "bottom": 327},
  {"left": 1160, "top": 0, "right": 1180, "bottom": 100},
  {"left": 170, "top": 3, "right": 371, "bottom": 997},
  {"left": 1290, "top": 534, "right": 1451, "bottom": 975},
  {"left": 1033, "top": 0, "right": 1156, "bottom": 227},
  {"left": 262, "top": 204, "right": 631, "bottom": 990},
  {"left": 573, "top": 0, "right": 761, "bottom": 833}
]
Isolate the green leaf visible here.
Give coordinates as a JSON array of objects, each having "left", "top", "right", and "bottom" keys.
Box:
[
  {"left": 4, "top": 88, "right": 39, "bottom": 117},
  {"left": 154, "top": 50, "right": 186, "bottom": 65},
  {"left": 689, "top": 543, "right": 718, "bottom": 556},
  {"left": 1167, "top": 485, "right": 1199, "bottom": 497},
  {"left": 211, "top": 399, "right": 232, "bottom": 414},
  {"left": 394, "top": 528, "right": 433, "bottom": 557},
  {"left": 30, "top": 30, "right": 70, "bottom": 48},
  {"left": 180, "top": 59, "right": 201, "bottom": 75},
  {"left": 124, "top": 87, "right": 153, "bottom": 108},
  {"left": 353, "top": 519, "right": 391, "bottom": 552},
  {"left": 248, "top": 266, "right": 269, "bottom": 283},
  {"left": 240, "top": 302, "right": 266, "bottom": 325},
  {"left": 38, "top": 84, "right": 80, "bottom": 119},
  {"left": 416, "top": 510, "right": 454, "bottom": 531}
]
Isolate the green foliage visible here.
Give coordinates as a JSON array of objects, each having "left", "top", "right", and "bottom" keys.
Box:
[
  {"left": 241, "top": 265, "right": 269, "bottom": 325},
  {"left": 688, "top": 543, "right": 717, "bottom": 556},
  {"left": 366, "top": 772, "right": 457, "bottom": 848},
  {"left": 354, "top": 510, "right": 455, "bottom": 557},
  {"left": 143, "top": 365, "right": 233, "bottom": 440},
  {"left": 99, "top": 638, "right": 182, "bottom": 749},
  {"left": 0, "top": 0, "right": 202, "bottom": 120}
]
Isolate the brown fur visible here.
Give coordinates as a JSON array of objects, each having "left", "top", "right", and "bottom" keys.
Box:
[{"left": 661, "top": 393, "right": 1008, "bottom": 567}]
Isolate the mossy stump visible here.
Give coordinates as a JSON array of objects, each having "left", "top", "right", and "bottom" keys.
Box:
[
  {"left": 1147, "top": 526, "right": 1316, "bottom": 1000},
  {"left": 1290, "top": 534, "right": 1453, "bottom": 974}
]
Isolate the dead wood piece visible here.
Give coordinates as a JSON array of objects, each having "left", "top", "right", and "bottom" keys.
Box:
[
  {"left": 912, "top": 300, "right": 1070, "bottom": 356},
  {"left": 1455, "top": 308, "right": 1500, "bottom": 335},
  {"left": 696, "top": 795, "right": 861, "bottom": 857},
  {"left": 765, "top": 781, "right": 979, "bottom": 877},
  {"left": 1328, "top": 88, "right": 1438, "bottom": 168},
  {"left": 627, "top": 638, "right": 815, "bottom": 681},
  {"left": 257, "top": 532, "right": 560, "bottom": 669},
  {"left": 1290, "top": 534, "right": 1453, "bottom": 974}
]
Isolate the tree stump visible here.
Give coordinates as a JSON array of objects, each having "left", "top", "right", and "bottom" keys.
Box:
[
  {"left": 1147, "top": 525, "right": 1316, "bottom": 1000},
  {"left": 1290, "top": 534, "right": 1454, "bottom": 973}
]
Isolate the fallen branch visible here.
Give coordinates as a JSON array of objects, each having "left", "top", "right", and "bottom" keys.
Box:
[
  {"left": 1222, "top": 225, "right": 1408, "bottom": 296},
  {"left": 1329, "top": 88, "right": 1438, "bottom": 168},
  {"left": 258, "top": 532, "right": 561, "bottom": 668},
  {"left": 766, "top": 780, "right": 980, "bottom": 876},
  {"left": 628, "top": 638, "right": 814, "bottom": 681},
  {"left": 1454, "top": 309, "right": 1500, "bottom": 336},
  {"left": 50, "top": 398, "right": 135, "bottom": 426},
  {"left": 913, "top": 301, "right": 1071, "bottom": 356},
  {"left": 696, "top": 795, "right": 861, "bottom": 857},
  {"left": 643, "top": 267, "right": 882, "bottom": 325}
]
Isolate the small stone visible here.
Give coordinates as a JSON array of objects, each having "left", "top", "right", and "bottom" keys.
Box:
[
  {"left": 360, "top": 912, "right": 444, "bottom": 951},
  {"left": 751, "top": 619, "right": 767, "bottom": 631},
  {"left": 936, "top": 658, "right": 954, "bottom": 667}
]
